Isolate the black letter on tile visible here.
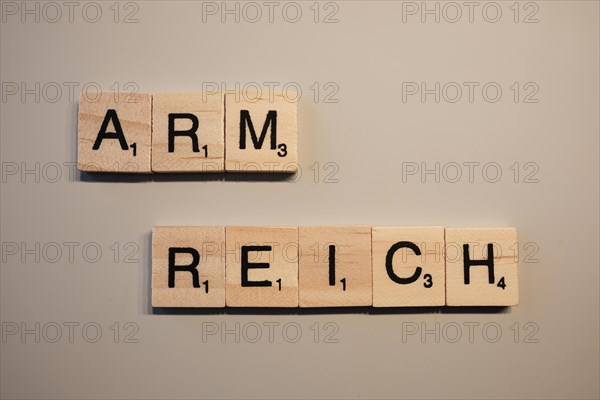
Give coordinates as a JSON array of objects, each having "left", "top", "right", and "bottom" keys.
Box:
[
  {"left": 239, "top": 110, "right": 277, "bottom": 150},
  {"left": 463, "top": 243, "right": 495, "bottom": 285},
  {"left": 168, "top": 247, "right": 200, "bottom": 288},
  {"left": 92, "top": 109, "right": 128, "bottom": 150},
  {"left": 241, "top": 245, "right": 272, "bottom": 287},
  {"left": 328, "top": 245, "right": 336, "bottom": 286},
  {"left": 168, "top": 113, "right": 200, "bottom": 152},
  {"left": 386, "top": 241, "right": 422, "bottom": 284}
]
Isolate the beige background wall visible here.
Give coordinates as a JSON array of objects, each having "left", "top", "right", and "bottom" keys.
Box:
[{"left": 1, "top": 1, "right": 598, "bottom": 399}]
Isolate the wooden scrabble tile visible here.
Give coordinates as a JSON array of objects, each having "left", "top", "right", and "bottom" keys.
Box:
[
  {"left": 372, "top": 227, "right": 445, "bottom": 307},
  {"left": 225, "top": 226, "right": 298, "bottom": 307},
  {"left": 225, "top": 92, "right": 297, "bottom": 173},
  {"left": 78, "top": 92, "right": 152, "bottom": 173},
  {"left": 152, "top": 93, "right": 224, "bottom": 172},
  {"left": 298, "top": 226, "right": 372, "bottom": 307},
  {"left": 445, "top": 228, "right": 518, "bottom": 306},
  {"left": 152, "top": 226, "right": 225, "bottom": 307}
]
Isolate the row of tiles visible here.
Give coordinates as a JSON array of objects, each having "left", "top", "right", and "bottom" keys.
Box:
[
  {"left": 78, "top": 92, "right": 298, "bottom": 173},
  {"left": 152, "top": 226, "right": 519, "bottom": 308}
]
